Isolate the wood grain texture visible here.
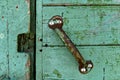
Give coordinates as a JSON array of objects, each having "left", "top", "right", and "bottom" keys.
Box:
[
  {"left": 36, "top": 0, "right": 120, "bottom": 80},
  {"left": 43, "top": 0, "right": 120, "bottom": 4},
  {"left": 42, "top": 46, "right": 120, "bottom": 80},
  {"left": 36, "top": 0, "right": 43, "bottom": 80},
  {"left": 0, "top": 0, "right": 8, "bottom": 78},
  {"left": 43, "top": 6, "right": 120, "bottom": 46},
  {"left": 7, "top": 0, "right": 30, "bottom": 79}
]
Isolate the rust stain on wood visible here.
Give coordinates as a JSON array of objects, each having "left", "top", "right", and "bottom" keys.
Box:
[
  {"left": 26, "top": 0, "right": 30, "bottom": 4},
  {"left": 25, "top": 57, "right": 30, "bottom": 80},
  {"left": 26, "top": 71, "right": 30, "bottom": 80},
  {"left": 26, "top": 58, "right": 30, "bottom": 68}
]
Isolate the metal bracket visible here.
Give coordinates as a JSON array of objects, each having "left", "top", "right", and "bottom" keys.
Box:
[{"left": 17, "top": 33, "right": 35, "bottom": 53}]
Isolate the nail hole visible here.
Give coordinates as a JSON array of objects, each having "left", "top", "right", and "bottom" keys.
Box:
[
  {"left": 24, "top": 54, "right": 27, "bottom": 57},
  {"left": 45, "top": 44, "right": 48, "bottom": 47},
  {"left": 40, "top": 49, "right": 42, "bottom": 52},
  {"left": 40, "top": 39, "right": 43, "bottom": 42},
  {"left": 16, "top": 5, "right": 18, "bottom": 8}
]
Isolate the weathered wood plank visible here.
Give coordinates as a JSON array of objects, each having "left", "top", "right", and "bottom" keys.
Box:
[
  {"left": 42, "top": 46, "right": 120, "bottom": 80},
  {"left": 0, "top": 0, "right": 9, "bottom": 78},
  {"left": 8, "top": 0, "right": 30, "bottom": 79},
  {"left": 43, "top": 6, "right": 120, "bottom": 46},
  {"left": 36, "top": 0, "right": 43, "bottom": 80},
  {"left": 43, "top": 0, "right": 120, "bottom": 4}
]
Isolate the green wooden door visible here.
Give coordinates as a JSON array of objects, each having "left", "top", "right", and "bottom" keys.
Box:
[
  {"left": 36, "top": 0, "right": 120, "bottom": 80},
  {"left": 1, "top": 0, "right": 120, "bottom": 80}
]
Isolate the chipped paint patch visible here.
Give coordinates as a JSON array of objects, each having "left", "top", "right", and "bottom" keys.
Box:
[
  {"left": 111, "top": 27, "right": 117, "bottom": 35},
  {"left": 25, "top": 57, "right": 30, "bottom": 68},
  {"left": 25, "top": 0, "right": 30, "bottom": 14},
  {"left": 0, "top": 33, "right": 4, "bottom": 39},
  {"left": 53, "top": 69, "right": 62, "bottom": 78},
  {"left": 26, "top": 71, "right": 30, "bottom": 80},
  {"left": 44, "top": 74, "right": 50, "bottom": 77},
  {"left": 26, "top": 0, "right": 30, "bottom": 7},
  {"left": 113, "top": 39, "right": 118, "bottom": 44},
  {"left": 63, "top": 17, "right": 69, "bottom": 25},
  {"left": 25, "top": 57, "right": 30, "bottom": 80}
]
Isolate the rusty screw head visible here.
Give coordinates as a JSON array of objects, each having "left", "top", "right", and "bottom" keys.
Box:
[{"left": 48, "top": 15, "right": 63, "bottom": 29}]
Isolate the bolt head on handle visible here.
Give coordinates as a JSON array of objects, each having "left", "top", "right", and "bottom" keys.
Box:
[
  {"left": 79, "top": 60, "right": 93, "bottom": 74},
  {"left": 48, "top": 15, "right": 63, "bottom": 29}
]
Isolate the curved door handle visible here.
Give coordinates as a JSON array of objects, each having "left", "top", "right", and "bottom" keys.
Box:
[{"left": 48, "top": 15, "right": 93, "bottom": 74}]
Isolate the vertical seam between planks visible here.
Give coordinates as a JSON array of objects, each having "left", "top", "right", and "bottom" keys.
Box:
[
  {"left": 30, "top": 0, "right": 36, "bottom": 79},
  {"left": 6, "top": 0, "right": 10, "bottom": 79},
  {"left": 36, "top": 0, "right": 44, "bottom": 79},
  {"left": 41, "top": 0, "right": 44, "bottom": 79}
]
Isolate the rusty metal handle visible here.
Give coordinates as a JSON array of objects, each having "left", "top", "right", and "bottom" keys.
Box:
[{"left": 48, "top": 15, "right": 93, "bottom": 74}]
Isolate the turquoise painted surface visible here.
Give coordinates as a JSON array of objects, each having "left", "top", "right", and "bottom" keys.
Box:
[
  {"left": 43, "top": 0, "right": 120, "bottom": 4},
  {"left": 0, "top": 0, "right": 30, "bottom": 80},
  {"left": 43, "top": 6, "right": 120, "bottom": 46},
  {"left": 8, "top": 0, "right": 30, "bottom": 79},
  {"left": 1, "top": 0, "right": 120, "bottom": 80},
  {"left": 37, "top": 0, "right": 120, "bottom": 80},
  {"left": 42, "top": 46, "right": 120, "bottom": 80},
  {"left": 0, "top": 0, "right": 8, "bottom": 78},
  {"left": 36, "top": 0, "right": 43, "bottom": 80}
]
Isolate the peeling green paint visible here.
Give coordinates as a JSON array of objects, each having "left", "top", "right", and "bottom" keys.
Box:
[
  {"left": 113, "top": 39, "right": 118, "bottom": 44},
  {"left": 99, "top": 11, "right": 106, "bottom": 19},
  {"left": 66, "top": 11, "right": 69, "bottom": 14},
  {"left": 44, "top": 74, "right": 50, "bottom": 77},
  {"left": 74, "top": 31, "right": 85, "bottom": 40},
  {"left": 111, "top": 27, "right": 117, "bottom": 35},
  {"left": 53, "top": 69, "right": 62, "bottom": 78},
  {"left": 105, "top": 59, "right": 109, "bottom": 64},
  {"left": 63, "top": 17, "right": 69, "bottom": 26}
]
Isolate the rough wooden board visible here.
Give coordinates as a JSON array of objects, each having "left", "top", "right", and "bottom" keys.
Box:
[
  {"left": 43, "top": 0, "right": 120, "bottom": 4},
  {"left": 42, "top": 46, "right": 120, "bottom": 80},
  {"left": 42, "top": 6, "right": 120, "bottom": 46},
  {"left": 37, "top": 0, "right": 120, "bottom": 80},
  {"left": 7, "top": 0, "right": 30, "bottom": 79},
  {"left": 0, "top": 0, "right": 9, "bottom": 78},
  {"left": 36, "top": 0, "right": 43, "bottom": 80}
]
